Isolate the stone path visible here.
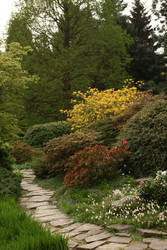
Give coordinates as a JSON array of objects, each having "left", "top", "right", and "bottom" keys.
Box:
[{"left": 19, "top": 169, "right": 167, "bottom": 250}]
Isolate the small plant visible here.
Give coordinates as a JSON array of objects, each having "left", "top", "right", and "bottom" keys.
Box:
[
  {"left": 33, "top": 158, "right": 51, "bottom": 179},
  {"left": 12, "top": 162, "right": 33, "bottom": 170},
  {"left": 64, "top": 142, "right": 131, "bottom": 187},
  {"left": 24, "top": 121, "right": 72, "bottom": 147},
  {"left": 44, "top": 131, "right": 100, "bottom": 176},
  {"left": 139, "top": 171, "right": 167, "bottom": 206}
]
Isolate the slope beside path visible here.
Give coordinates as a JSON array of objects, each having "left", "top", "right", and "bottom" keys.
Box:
[{"left": 19, "top": 169, "right": 167, "bottom": 250}]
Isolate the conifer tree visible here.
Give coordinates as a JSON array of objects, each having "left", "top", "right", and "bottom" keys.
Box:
[
  {"left": 126, "top": 0, "right": 164, "bottom": 89},
  {"left": 152, "top": 0, "right": 167, "bottom": 53}
]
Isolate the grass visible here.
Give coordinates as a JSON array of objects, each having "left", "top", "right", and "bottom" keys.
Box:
[{"left": 0, "top": 195, "right": 69, "bottom": 250}]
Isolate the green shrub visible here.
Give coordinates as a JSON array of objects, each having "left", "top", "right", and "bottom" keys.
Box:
[
  {"left": 139, "top": 171, "right": 167, "bottom": 206},
  {"left": 88, "top": 93, "right": 165, "bottom": 146},
  {"left": 64, "top": 143, "right": 131, "bottom": 187},
  {"left": 0, "top": 196, "right": 69, "bottom": 250},
  {"left": 24, "top": 121, "right": 72, "bottom": 147},
  {"left": 44, "top": 131, "right": 100, "bottom": 176},
  {"left": 0, "top": 139, "right": 14, "bottom": 170},
  {"left": 0, "top": 112, "right": 22, "bottom": 143},
  {"left": 118, "top": 99, "right": 167, "bottom": 177},
  {"left": 11, "top": 142, "right": 44, "bottom": 165},
  {"left": 33, "top": 158, "right": 51, "bottom": 179},
  {"left": 11, "top": 142, "right": 33, "bottom": 164},
  {"left": 0, "top": 168, "right": 22, "bottom": 198},
  {"left": 88, "top": 118, "right": 120, "bottom": 146},
  {"left": 12, "top": 162, "right": 32, "bottom": 171}
]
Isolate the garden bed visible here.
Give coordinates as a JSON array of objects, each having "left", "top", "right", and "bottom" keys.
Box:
[{"left": 34, "top": 173, "right": 167, "bottom": 237}]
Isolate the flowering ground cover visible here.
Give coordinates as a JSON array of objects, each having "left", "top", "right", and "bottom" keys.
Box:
[{"left": 34, "top": 170, "right": 167, "bottom": 235}]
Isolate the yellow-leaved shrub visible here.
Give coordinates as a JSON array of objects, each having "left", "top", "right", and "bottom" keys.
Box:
[{"left": 61, "top": 81, "right": 148, "bottom": 130}]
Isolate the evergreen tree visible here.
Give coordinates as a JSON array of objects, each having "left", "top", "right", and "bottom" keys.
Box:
[
  {"left": 90, "top": 0, "right": 132, "bottom": 90},
  {"left": 126, "top": 0, "right": 165, "bottom": 90},
  {"left": 6, "top": 12, "right": 33, "bottom": 47},
  {"left": 152, "top": 0, "right": 167, "bottom": 53}
]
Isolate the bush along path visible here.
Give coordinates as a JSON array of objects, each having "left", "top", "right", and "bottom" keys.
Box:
[{"left": 19, "top": 169, "right": 167, "bottom": 250}]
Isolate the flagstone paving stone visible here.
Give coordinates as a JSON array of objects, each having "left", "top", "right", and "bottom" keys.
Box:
[
  {"left": 74, "top": 229, "right": 104, "bottom": 241},
  {"left": 28, "top": 195, "right": 51, "bottom": 202},
  {"left": 50, "top": 218, "right": 74, "bottom": 227},
  {"left": 142, "top": 238, "right": 159, "bottom": 244},
  {"left": 148, "top": 239, "right": 167, "bottom": 250},
  {"left": 108, "top": 236, "right": 131, "bottom": 244},
  {"left": 24, "top": 191, "right": 54, "bottom": 197},
  {"left": 26, "top": 202, "right": 49, "bottom": 209},
  {"left": 36, "top": 214, "right": 70, "bottom": 223},
  {"left": 36, "top": 205, "right": 57, "bottom": 211},
  {"left": 96, "top": 242, "right": 128, "bottom": 250},
  {"left": 85, "top": 232, "right": 111, "bottom": 243},
  {"left": 34, "top": 210, "right": 66, "bottom": 218},
  {"left": 60, "top": 223, "right": 82, "bottom": 233},
  {"left": 19, "top": 169, "right": 167, "bottom": 250},
  {"left": 124, "top": 243, "right": 148, "bottom": 250},
  {"left": 76, "top": 224, "right": 103, "bottom": 232},
  {"left": 77, "top": 240, "right": 106, "bottom": 249},
  {"left": 67, "top": 229, "right": 84, "bottom": 238},
  {"left": 136, "top": 228, "right": 167, "bottom": 237}
]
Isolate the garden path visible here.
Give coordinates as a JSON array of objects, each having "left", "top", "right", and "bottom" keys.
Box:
[{"left": 19, "top": 169, "right": 167, "bottom": 250}]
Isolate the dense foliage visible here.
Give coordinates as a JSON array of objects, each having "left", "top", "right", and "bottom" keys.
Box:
[
  {"left": 12, "top": 142, "right": 33, "bottom": 164},
  {"left": 118, "top": 99, "right": 167, "bottom": 177},
  {"left": 24, "top": 121, "right": 72, "bottom": 147},
  {"left": 64, "top": 142, "right": 130, "bottom": 187},
  {"left": 44, "top": 131, "right": 100, "bottom": 176},
  {"left": 89, "top": 92, "right": 164, "bottom": 146},
  {"left": 33, "top": 158, "right": 51, "bottom": 179},
  {"left": 126, "top": 0, "right": 164, "bottom": 87},
  {"left": 0, "top": 42, "right": 38, "bottom": 141},
  {"left": 6, "top": 0, "right": 132, "bottom": 125},
  {"left": 63, "top": 85, "right": 147, "bottom": 130},
  {"left": 0, "top": 139, "right": 14, "bottom": 170},
  {"left": 153, "top": 0, "right": 167, "bottom": 54},
  {"left": 0, "top": 168, "right": 22, "bottom": 198},
  {"left": 139, "top": 171, "right": 167, "bottom": 206}
]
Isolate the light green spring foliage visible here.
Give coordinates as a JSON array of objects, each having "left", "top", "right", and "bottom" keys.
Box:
[{"left": 0, "top": 42, "right": 38, "bottom": 142}]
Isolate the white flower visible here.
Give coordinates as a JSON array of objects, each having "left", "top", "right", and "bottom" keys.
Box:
[{"left": 112, "top": 189, "right": 123, "bottom": 198}]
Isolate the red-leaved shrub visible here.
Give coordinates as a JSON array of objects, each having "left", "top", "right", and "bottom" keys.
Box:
[
  {"left": 64, "top": 142, "right": 131, "bottom": 187},
  {"left": 44, "top": 131, "right": 100, "bottom": 176}
]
